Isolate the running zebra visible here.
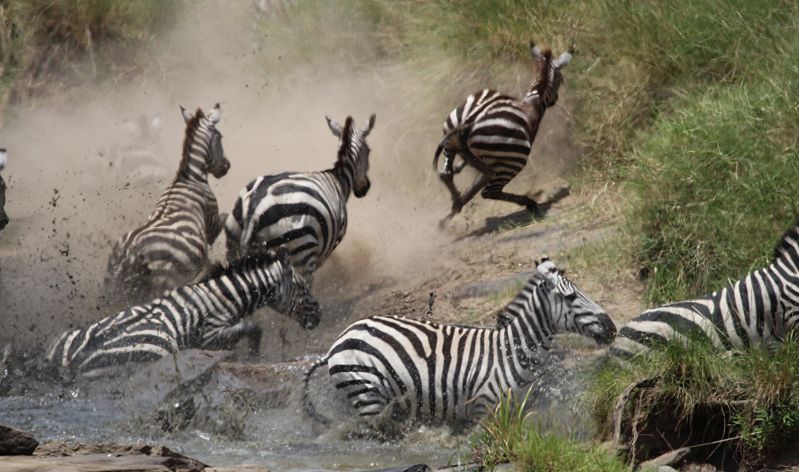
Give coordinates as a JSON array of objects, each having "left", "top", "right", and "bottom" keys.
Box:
[
  {"left": 611, "top": 218, "right": 799, "bottom": 358},
  {"left": 303, "top": 257, "right": 615, "bottom": 426},
  {"left": 224, "top": 114, "right": 375, "bottom": 279},
  {"left": 434, "top": 42, "right": 573, "bottom": 224},
  {"left": 0, "top": 147, "right": 8, "bottom": 231},
  {"left": 105, "top": 104, "right": 230, "bottom": 307},
  {"left": 47, "top": 249, "right": 321, "bottom": 378}
]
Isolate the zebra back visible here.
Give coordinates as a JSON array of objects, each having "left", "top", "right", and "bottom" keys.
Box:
[
  {"left": 611, "top": 218, "right": 799, "bottom": 359},
  {"left": 224, "top": 114, "right": 376, "bottom": 277},
  {"left": 311, "top": 258, "right": 613, "bottom": 425},
  {"left": 48, "top": 249, "right": 321, "bottom": 377}
]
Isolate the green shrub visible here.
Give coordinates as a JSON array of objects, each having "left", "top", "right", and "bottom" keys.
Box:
[
  {"left": 625, "top": 84, "right": 799, "bottom": 304},
  {"left": 588, "top": 335, "right": 799, "bottom": 467},
  {"left": 473, "top": 388, "right": 630, "bottom": 471}
]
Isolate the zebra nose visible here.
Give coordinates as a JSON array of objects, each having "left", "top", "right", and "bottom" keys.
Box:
[{"left": 0, "top": 214, "right": 7, "bottom": 230}]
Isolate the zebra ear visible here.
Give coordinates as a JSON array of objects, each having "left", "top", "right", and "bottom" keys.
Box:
[
  {"left": 208, "top": 103, "right": 221, "bottom": 124},
  {"left": 179, "top": 105, "right": 193, "bottom": 124},
  {"left": 530, "top": 40, "right": 541, "bottom": 59},
  {"left": 326, "top": 116, "right": 342, "bottom": 137},
  {"left": 361, "top": 114, "right": 376, "bottom": 137},
  {"left": 554, "top": 50, "right": 573, "bottom": 69}
]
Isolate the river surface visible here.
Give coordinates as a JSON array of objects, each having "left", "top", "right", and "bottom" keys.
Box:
[{"left": 0, "top": 347, "right": 596, "bottom": 471}]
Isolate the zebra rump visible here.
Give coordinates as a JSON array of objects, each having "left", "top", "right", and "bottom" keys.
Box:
[
  {"left": 47, "top": 248, "right": 321, "bottom": 378},
  {"left": 611, "top": 217, "right": 799, "bottom": 358},
  {"left": 303, "top": 257, "right": 615, "bottom": 427}
]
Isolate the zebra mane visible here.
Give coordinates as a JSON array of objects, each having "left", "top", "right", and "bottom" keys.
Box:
[
  {"left": 176, "top": 108, "right": 206, "bottom": 179},
  {"left": 531, "top": 48, "right": 553, "bottom": 98},
  {"left": 201, "top": 251, "right": 286, "bottom": 284},
  {"left": 332, "top": 117, "right": 354, "bottom": 173},
  {"left": 772, "top": 217, "right": 799, "bottom": 265},
  {"left": 495, "top": 273, "right": 547, "bottom": 329}
]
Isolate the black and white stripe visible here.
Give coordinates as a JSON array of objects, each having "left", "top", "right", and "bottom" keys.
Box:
[
  {"left": 225, "top": 114, "right": 375, "bottom": 278},
  {"left": 0, "top": 147, "right": 8, "bottom": 231},
  {"left": 434, "top": 42, "right": 573, "bottom": 222},
  {"left": 303, "top": 258, "right": 615, "bottom": 426},
  {"left": 611, "top": 218, "right": 799, "bottom": 358},
  {"left": 47, "top": 249, "right": 321, "bottom": 378},
  {"left": 105, "top": 104, "right": 230, "bottom": 306}
]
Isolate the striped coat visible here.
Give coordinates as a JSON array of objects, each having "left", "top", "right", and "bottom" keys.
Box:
[
  {"left": 434, "top": 42, "right": 573, "bottom": 222},
  {"left": 225, "top": 114, "right": 375, "bottom": 278},
  {"left": 611, "top": 218, "right": 799, "bottom": 358},
  {"left": 48, "top": 250, "right": 320, "bottom": 378},
  {"left": 304, "top": 258, "right": 615, "bottom": 426},
  {"left": 105, "top": 104, "right": 230, "bottom": 307}
]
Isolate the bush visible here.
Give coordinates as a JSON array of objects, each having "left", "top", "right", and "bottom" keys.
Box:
[
  {"left": 588, "top": 336, "right": 799, "bottom": 468},
  {"left": 473, "top": 388, "right": 630, "bottom": 471}
]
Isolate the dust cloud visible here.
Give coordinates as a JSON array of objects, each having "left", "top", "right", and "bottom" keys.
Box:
[{"left": 0, "top": 1, "right": 578, "bottom": 351}]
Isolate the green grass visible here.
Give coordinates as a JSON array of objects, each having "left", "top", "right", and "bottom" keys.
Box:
[
  {"left": 0, "top": 0, "right": 178, "bottom": 101},
  {"left": 473, "top": 388, "right": 630, "bottom": 471},
  {"left": 588, "top": 335, "right": 799, "bottom": 467}
]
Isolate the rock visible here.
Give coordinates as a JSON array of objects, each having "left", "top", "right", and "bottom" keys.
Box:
[
  {"left": 0, "top": 423, "right": 38, "bottom": 455},
  {"left": 448, "top": 271, "right": 534, "bottom": 299},
  {"left": 361, "top": 466, "right": 431, "bottom": 472},
  {"left": 656, "top": 466, "right": 678, "bottom": 472},
  {"left": 434, "top": 463, "right": 481, "bottom": 472},
  {"left": 1, "top": 441, "right": 206, "bottom": 471},
  {"left": 638, "top": 447, "right": 691, "bottom": 469}
]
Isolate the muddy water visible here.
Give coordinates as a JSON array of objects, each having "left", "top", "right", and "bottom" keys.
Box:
[{"left": 0, "top": 345, "right": 597, "bottom": 471}]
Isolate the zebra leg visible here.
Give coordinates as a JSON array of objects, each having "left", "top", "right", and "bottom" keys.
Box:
[
  {"left": 209, "top": 319, "right": 263, "bottom": 355},
  {"left": 480, "top": 182, "right": 540, "bottom": 214},
  {"left": 439, "top": 173, "right": 490, "bottom": 227}
]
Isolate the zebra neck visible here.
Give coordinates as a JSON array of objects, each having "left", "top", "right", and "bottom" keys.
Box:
[
  {"left": 496, "top": 284, "right": 556, "bottom": 352},
  {"left": 177, "top": 126, "right": 211, "bottom": 183},
  {"left": 331, "top": 163, "right": 354, "bottom": 199},
  {"left": 192, "top": 269, "right": 276, "bottom": 318}
]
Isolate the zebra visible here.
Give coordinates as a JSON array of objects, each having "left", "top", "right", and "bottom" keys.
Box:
[
  {"left": 224, "top": 113, "right": 375, "bottom": 280},
  {"left": 303, "top": 257, "right": 615, "bottom": 427},
  {"left": 0, "top": 147, "right": 7, "bottom": 231},
  {"left": 434, "top": 42, "right": 573, "bottom": 224},
  {"left": 611, "top": 217, "right": 799, "bottom": 358},
  {"left": 105, "top": 103, "right": 230, "bottom": 307},
  {"left": 46, "top": 249, "right": 321, "bottom": 378}
]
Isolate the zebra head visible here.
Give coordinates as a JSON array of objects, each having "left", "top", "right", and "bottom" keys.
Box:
[
  {"left": 326, "top": 114, "right": 376, "bottom": 198},
  {"left": 526, "top": 42, "right": 574, "bottom": 108},
  {"left": 268, "top": 248, "right": 322, "bottom": 329},
  {"left": 535, "top": 257, "right": 616, "bottom": 345},
  {"left": 179, "top": 103, "right": 230, "bottom": 179}
]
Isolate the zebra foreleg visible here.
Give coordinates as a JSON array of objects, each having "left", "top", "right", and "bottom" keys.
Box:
[{"left": 439, "top": 174, "right": 490, "bottom": 227}]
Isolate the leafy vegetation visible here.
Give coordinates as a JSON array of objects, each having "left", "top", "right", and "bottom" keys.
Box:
[
  {"left": 588, "top": 335, "right": 799, "bottom": 467},
  {"left": 472, "top": 388, "right": 630, "bottom": 471},
  {"left": 0, "top": 0, "right": 178, "bottom": 104}
]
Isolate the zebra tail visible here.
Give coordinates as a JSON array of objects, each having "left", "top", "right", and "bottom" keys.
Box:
[
  {"left": 302, "top": 357, "right": 332, "bottom": 425},
  {"left": 432, "top": 123, "right": 472, "bottom": 172}
]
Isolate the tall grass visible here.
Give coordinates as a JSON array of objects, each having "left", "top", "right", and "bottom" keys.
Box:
[
  {"left": 0, "top": 0, "right": 178, "bottom": 103},
  {"left": 472, "top": 388, "right": 630, "bottom": 471}
]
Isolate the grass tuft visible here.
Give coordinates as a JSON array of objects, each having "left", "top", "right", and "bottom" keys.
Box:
[{"left": 473, "top": 388, "right": 630, "bottom": 471}]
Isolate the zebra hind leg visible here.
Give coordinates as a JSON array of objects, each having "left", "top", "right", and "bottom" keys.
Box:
[{"left": 481, "top": 183, "right": 542, "bottom": 215}]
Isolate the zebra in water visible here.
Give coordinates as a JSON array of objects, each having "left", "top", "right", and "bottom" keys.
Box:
[
  {"left": 0, "top": 147, "right": 8, "bottom": 231},
  {"left": 105, "top": 104, "right": 230, "bottom": 307},
  {"left": 303, "top": 257, "right": 615, "bottom": 427},
  {"left": 434, "top": 42, "right": 573, "bottom": 224},
  {"left": 47, "top": 249, "right": 321, "bottom": 378},
  {"left": 611, "top": 218, "right": 799, "bottom": 358},
  {"left": 225, "top": 114, "right": 375, "bottom": 279}
]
